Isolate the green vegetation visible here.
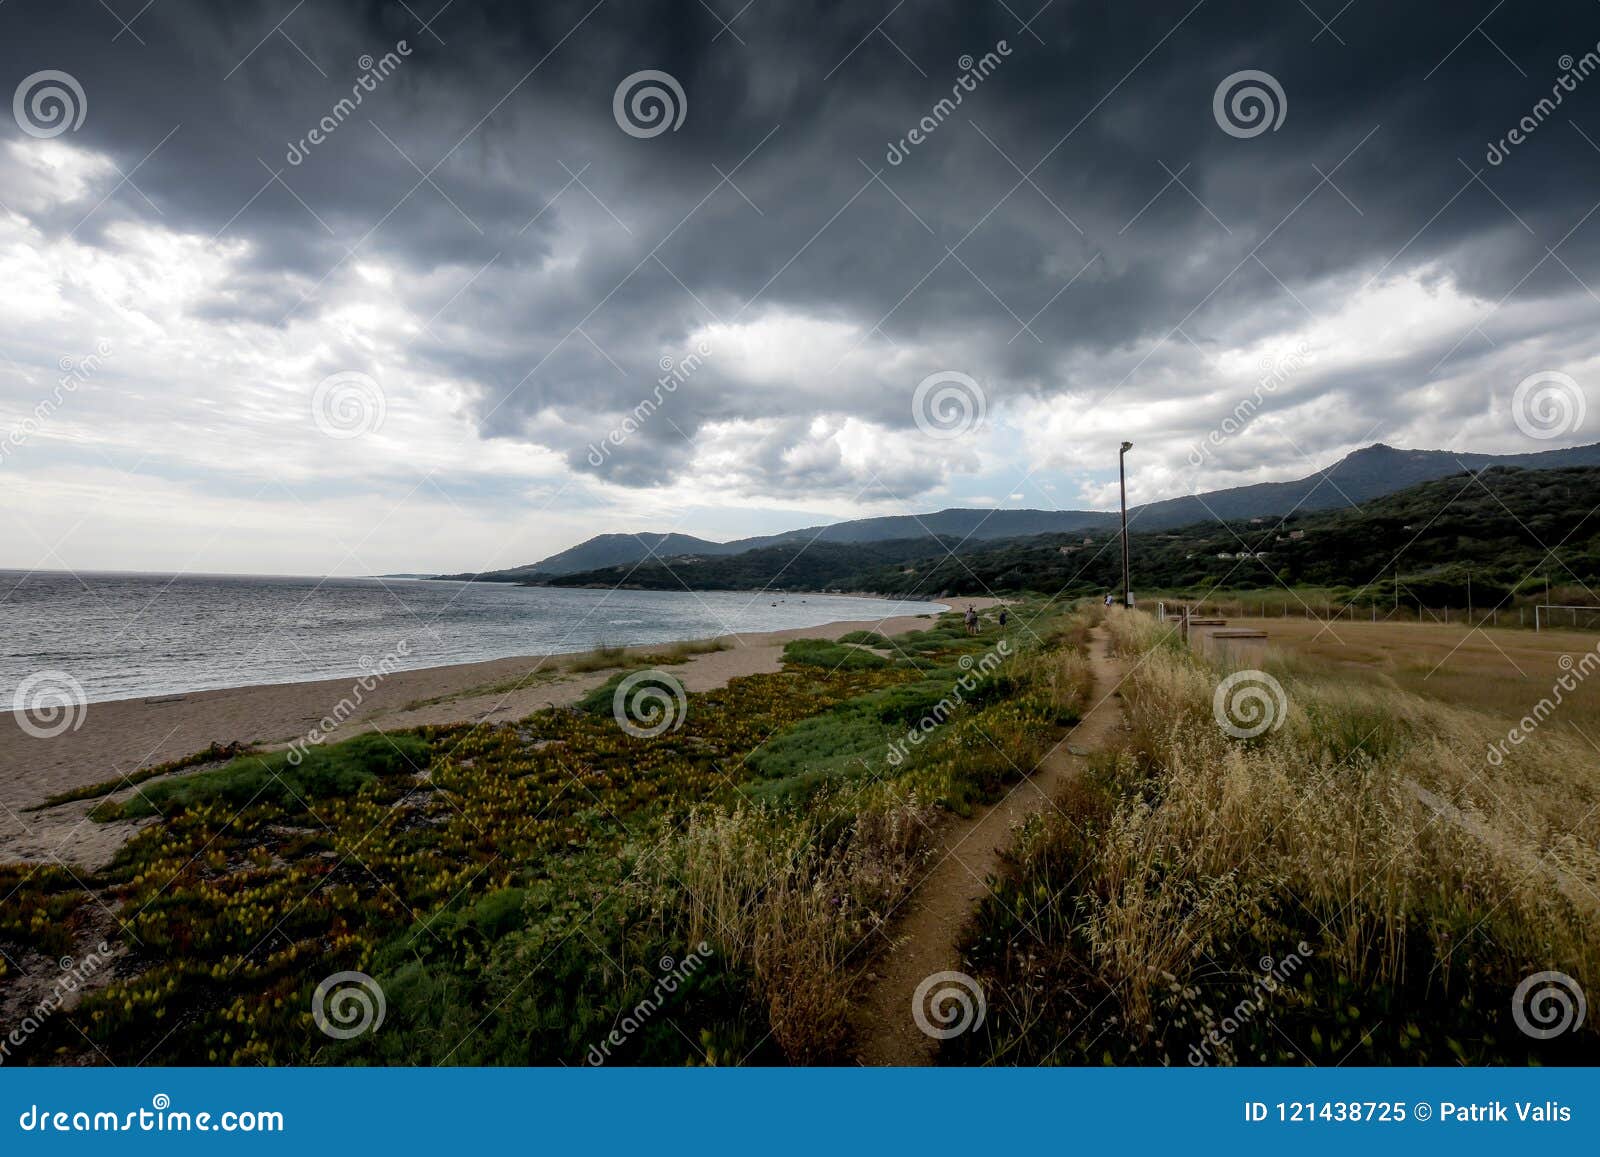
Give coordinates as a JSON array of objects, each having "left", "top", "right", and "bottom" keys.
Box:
[
  {"left": 541, "top": 467, "right": 1600, "bottom": 611},
  {"left": 15, "top": 590, "right": 1590, "bottom": 1067},
  {"left": 0, "top": 865, "right": 89, "bottom": 965},
  {"left": 30, "top": 741, "right": 256, "bottom": 810},
  {"left": 836, "top": 630, "right": 889, "bottom": 646},
  {"left": 3, "top": 599, "right": 1093, "bottom": 1066},
  {"left": 89, "top": 733, "right": 430, "bottom": 821},
  {"left": 780, "top": 638, "right": 892, "bottom": 670},
  {"left": 543, "top": 538, "right": 963, "bottom": 592},
  {"left": 860, "top": 466, "right": 1600, "bottom": 604}
]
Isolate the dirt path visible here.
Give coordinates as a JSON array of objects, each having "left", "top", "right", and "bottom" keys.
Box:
[{"left": 851, "top": 625, "right": 1129, "bottom": 1065}]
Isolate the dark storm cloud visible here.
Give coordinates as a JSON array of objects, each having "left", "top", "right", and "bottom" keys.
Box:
[{"left": 8, "top": 0, "right": 1600, "bottom": 491}]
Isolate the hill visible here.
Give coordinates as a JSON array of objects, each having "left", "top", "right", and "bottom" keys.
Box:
[
  {"left": 432, "top": 532, "right": 738, "bottom": 581},
  {"left": 852, "top": 465, "right": 1600, "bottom": 602},
  {"left": 545, "top": 536, "right": 968, "bottom": 592},
  {"left": 1128, "top": 441, "right": 1600, "bottom": 529},
  {"left": 444, "top": 441, "right": 1600, "bottom": 580},
  {"left": 547, "top": 465, "right": 1600, "bottom": 603}
]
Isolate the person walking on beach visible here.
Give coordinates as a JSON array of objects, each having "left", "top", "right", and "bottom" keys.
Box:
[
  {"left": 964, "top": 605, "right": 978, "bottom": 635},
  {"left": 998, "top": 606, "right": 1008, "bottom": 628}
]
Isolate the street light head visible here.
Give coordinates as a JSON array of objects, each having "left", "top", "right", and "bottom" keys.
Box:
[{"left": 1121, "top": 441, "right": 1134, "bottom": 453}]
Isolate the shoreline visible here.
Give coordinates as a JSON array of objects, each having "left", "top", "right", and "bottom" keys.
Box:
[
  {"left": 43, "top": 588, "right": 952, "bottom": 711},
  {"left": 2, "top": 600, "right": 992, "bottom": 868}
]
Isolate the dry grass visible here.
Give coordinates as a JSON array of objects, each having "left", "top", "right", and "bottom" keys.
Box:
[
  {"left": 635, "top": 792, "right": 939, "bottom": 1061},
  {"left": 648, "top": 637, "right": 736, "bottom": 662},
  {"left": 1082, "top": 610, "right": 1600, "bottom": 1056},
  {"left": 562, "top": 643, "right": 632, "bottom": 673},
  {"left": 1231, "top": 616, "right": 1600, "bottom": 734}
]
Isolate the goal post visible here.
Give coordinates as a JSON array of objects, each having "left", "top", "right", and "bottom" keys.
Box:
[{"left": 1534, "top": 604, "right": 1600, "bottom": 632}]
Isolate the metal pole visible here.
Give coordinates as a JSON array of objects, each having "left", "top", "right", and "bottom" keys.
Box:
[{"left": 1119, "top": 441, "right": 1132, "bottom": 609}]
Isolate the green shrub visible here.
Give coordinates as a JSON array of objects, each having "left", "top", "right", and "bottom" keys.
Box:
[
  {"left": 781, "top": 638, "right": 890, "bottom": 670},
  {"left": 92, "top": 732, "right": 430, "bottom": 820}
]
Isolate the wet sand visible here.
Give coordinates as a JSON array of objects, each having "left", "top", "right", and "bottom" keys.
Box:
[{"left": 0, "top": 602, "right": 988, "bottom": 867}]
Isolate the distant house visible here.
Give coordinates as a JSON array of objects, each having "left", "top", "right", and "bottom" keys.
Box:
[
  {"left": 1217, "top": 552, "right": 1234, "bottom": 560},
  {"left": 1057, "top": 545, "right": 1078, "bottom": 555},
  {"left": 1081, "top": 536, "right": 1094, "bottom": 545},
  {"left": 1288, "top": 529, "right": 1305, "bottom": 541},
  {"left": 1250, "top": 517, "right": 1264, "bottom": 524}
]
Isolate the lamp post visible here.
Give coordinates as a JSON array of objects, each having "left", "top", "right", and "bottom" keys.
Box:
[{"left": 1119, "top": 440, "right": 1133, "bottom": 609}]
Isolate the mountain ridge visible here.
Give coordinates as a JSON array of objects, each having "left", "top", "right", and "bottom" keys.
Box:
[
  {"left": 435, "top": 441, "right": 1600, "bottom": 580},
  {"left": 545, "top": 464, "right": 1600, "bottom": 600}
]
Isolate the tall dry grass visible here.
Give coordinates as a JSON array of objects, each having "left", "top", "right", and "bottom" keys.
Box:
[
  {"left": 633, "top": 790, "right": 938, "bottom": 1061},
  {"left": 1081, "top": 610, "right": 1600, "bottom": 1050}
]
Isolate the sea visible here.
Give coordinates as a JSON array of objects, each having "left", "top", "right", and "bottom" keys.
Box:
[{"left": 0, "top": 571, "right": 947, "bottom": 705}]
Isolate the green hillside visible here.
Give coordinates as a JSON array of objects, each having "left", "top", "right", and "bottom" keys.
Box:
[{"left": 545, "top": 466, "right": 1600, "bottom": 605}]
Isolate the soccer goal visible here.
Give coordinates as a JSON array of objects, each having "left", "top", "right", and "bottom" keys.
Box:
[{"left": 1534, "top": 604, "right": 1600, "bottom": 632}]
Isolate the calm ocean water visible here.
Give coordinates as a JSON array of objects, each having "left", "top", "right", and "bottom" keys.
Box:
[{"left": 0, "top": 571, "right": 947, "bottom": 705}]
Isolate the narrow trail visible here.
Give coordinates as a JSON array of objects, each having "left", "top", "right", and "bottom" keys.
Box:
[{"left": 851, "top": 624, "right": 1130, "bottom": 1066}]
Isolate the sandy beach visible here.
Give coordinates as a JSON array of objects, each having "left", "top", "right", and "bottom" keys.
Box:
[{"left": 1, "top": 602, "right": 991, "bottom": 868}]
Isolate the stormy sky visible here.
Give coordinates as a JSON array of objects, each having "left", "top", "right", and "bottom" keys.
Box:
[{"left": 2, "top": 0, "right": 1599, "bottom": 575}]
